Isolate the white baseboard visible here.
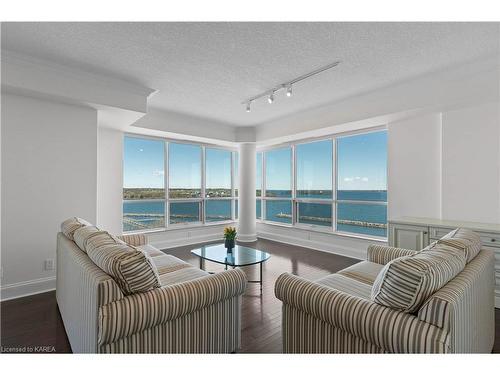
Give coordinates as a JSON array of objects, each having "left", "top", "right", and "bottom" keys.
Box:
[
  {"left": 1, "top": 276, "right": 56, "bottom": 301},
  {"left": 151, "top": 225, "right": 367, "bottom": 261},
  {"left": 257, "top": 229, "right": 366, "bottom": 260},
  {"left": 237, "top": 233, "right": 258, "bottom": 242}
]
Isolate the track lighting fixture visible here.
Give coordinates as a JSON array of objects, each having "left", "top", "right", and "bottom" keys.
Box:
[{"left": 241, "top": 60, "right": 340, "bottom": 111}]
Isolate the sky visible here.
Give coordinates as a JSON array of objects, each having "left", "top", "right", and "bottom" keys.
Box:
[
  {"left": 124, "top": 130, "right": 387, "bottom": 191},
  {"left": 123, "top": 137, "right": 165, "bottom": 188},
  {"left": 337, "top": 130, "right": 387, "bottom": 190},
  {"left": 124, "top": 137, "right": 233, "bottom": 189}
]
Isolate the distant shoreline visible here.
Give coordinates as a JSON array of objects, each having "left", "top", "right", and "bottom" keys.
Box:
[{"left": 123, "top": 188, "right": 387, "bottom": 200}]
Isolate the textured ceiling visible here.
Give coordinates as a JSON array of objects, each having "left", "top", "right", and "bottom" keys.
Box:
[{"left": 1, "top": 22, "right": 499, "bottom": 126}]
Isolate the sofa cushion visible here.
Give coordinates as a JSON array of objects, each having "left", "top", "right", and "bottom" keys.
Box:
[
  {"left": 86, "top": 235, "right": 160, "bottom": 295},
  {"left": 371, "top": 241, "right": 466, "bottom": 313},
  {"left": 438, "top": 228, "right": 482, "bottom": 263},
  {"left": 61, "top": 217, "right": 92, "bottom": 240},
  {"left": 315, "top": 274, "right": 372, "bottom": 300},
  {"left": 137, "top": 244, "right": 166, "bottom": 258},
  {"left": 151, "top": 254, "right": 193, "bottom": 275},
  {"left": 158, "top": 267, "right": 208, "bottom": 286},
  {"left": 338, "top": 261, "right": 384, "bottom": 285}
]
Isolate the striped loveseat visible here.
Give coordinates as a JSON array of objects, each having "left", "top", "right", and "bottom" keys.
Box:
[
  {"left": 275, "top": 228, "right": 495, "bottom": 353},
  {"left": 56, "top": 218, "right": 247, "bottom": 353}
]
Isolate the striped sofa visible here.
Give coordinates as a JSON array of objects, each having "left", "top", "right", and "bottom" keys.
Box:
[
  {"left": 275, "top": 229, "right": 495, "bottom": 353},
  {"left": 56, "top": 219, "right": 247, "bottom": 353}
]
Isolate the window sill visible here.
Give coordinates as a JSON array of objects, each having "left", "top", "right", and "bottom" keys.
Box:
[
  {"left": 122, "top": 220, "right": 237, "bottom": 236},
  {"left": 257, "top": 220, "right": 387, "bottom": 242}
]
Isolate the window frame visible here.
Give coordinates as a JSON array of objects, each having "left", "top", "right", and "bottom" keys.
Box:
[
  {"left": 123, "top": 133, "right": 238, "bottom": 233},
  {"left": 258, "top": 126, "right": 388, "bottom": 240}
]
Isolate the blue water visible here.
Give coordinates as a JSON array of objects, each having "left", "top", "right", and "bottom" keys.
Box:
[{"left": 123, "top": 190, "right": 387, "bottom": 237}]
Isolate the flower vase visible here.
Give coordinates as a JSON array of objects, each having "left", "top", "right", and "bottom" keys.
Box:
[{"left": 224, "top": 238, "right": 235, "bottom": 252}]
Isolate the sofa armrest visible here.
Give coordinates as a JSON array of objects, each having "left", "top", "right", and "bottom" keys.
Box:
[
  {"left": 367, "top": 244, "right": 417, "bottom": 265},
  {"left": 418, "top": 249, "right": 495, "bottom": 331},
  {"left": 98, "top": 268, "right": 247, "bottom": 345},
  {"left": 275, "top": 272, "right": 450, "bottom": 353},
  {"left": 117, "top": 233, "right": 148, "bottom": 246}
]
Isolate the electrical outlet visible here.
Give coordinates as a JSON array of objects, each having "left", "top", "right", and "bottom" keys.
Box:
[{"left": 44, "top": 259, "right": 55, "bottom": 271}]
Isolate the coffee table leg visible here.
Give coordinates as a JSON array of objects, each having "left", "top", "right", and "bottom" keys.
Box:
[
  {"left": 199, "top": 257, "right": 204, "bottom": 270},
  {"left": 260, "top": 262, "right": 263, "bottom": 293}
]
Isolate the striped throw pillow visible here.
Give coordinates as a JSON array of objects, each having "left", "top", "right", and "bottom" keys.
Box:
[
  {"left": 86, "top": 234, "right": 160, "bottom": 295},
  {"left": 73, "top": 226, "right": 102, "bottom": 252},
  {"left": 438, "top": 228, "right": 482, "bottom": 263},
  {"left": 84, "top": 231, "right": 126, "bottom": 254},
  {"left": 61, "top": 217, "right": 92, "bottom": 240},
  {"left": 371, "top": 242, "right": 466, "bottom": 313}
]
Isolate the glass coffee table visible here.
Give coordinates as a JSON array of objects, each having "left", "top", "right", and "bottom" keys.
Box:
[{"left": 191, "top": 244, "right": 271, "bottom": 293}]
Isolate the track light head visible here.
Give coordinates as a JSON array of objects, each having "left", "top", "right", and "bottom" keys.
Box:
[{"left": 242, "top": 60, "right": 340, "bottom": 112}]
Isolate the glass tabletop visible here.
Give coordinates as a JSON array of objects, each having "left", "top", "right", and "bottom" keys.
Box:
[{"left": 191, "top": 244, "right": 271, "bottom": 267}]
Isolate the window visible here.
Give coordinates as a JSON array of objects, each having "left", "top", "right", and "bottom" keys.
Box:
[
  {"left": 296, "top": 140, "right": 333, "bottom": 199},
  {"left": 336, "top": 131, "right": 387, "bottom": 237},
  {"left": 256, "top": 152, "right": 262, "bottom": 197},
  {"left": 296, "top": 202, "right": 332, "bottom": 227},
  {"left": 234, "top": 152, "right": 239, "bottom": 197},
  {"left": 205, "top": 148, "right": 232, "bottom": 223},
  {"left": 168, "top": 143, "right": 202, "bottom": 199},
  {"left": 263, "top": 147, "right": 292, "bottom": 224},
  {"left": 205, "top": 148, "right": 232, "bottom": 198},
  {"left": 265, "top": 148, "right": 291, "bottom": 197},
  {"left": 256, "top": 152, "right": 262, "bottom": 220},
  {"left": 123, "top": 136, "right": 237, "bottom": 232},
  {"left": 123, "top": 137, "right": 165, "bottom": 232},
  {"left": 257, "top": 129, "right": 387, "bottom": 238},
  {"left": 295, "top": 140, "right": 333, "bottom": 228},
  {"left": 265, "top": 200, "right": 292, "bottom": 224},
  {"left": 234, "top": 152, "right": 239, "bottom": 219},
  {"left": 169, "top": 201, "right": 201, "bottom": 224},
  {"left": 206, "top": 200, "right": 232, "bottom": 222}
]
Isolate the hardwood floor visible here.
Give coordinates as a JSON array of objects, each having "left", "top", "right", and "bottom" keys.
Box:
[{"left": 1, "top": 238, "right": 500, "bottom": 353}]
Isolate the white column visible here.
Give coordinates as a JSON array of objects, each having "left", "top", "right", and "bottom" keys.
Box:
[{"left": 237, "top": 142, "right": 257, "bottom": 242}]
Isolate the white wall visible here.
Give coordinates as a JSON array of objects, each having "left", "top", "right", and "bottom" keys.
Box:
[
  {"left": 97, "top": 127, "right": 123, "bottom": 234},
  {"left": 387, "top": 102, "right": 500, "bottom": 224},
  {"left": 256, "top": 222, "right": 380, "bottom": 260},
  {"left": 387, "top": 113, "right": 442, "bottom": 219},
  {"left": 1, "top": 94, "right": 97, "bottom": 300},
  {"left": 255, "top": 57, "right": 498, "bottom": 143},
  {"left": 441, "top": 102, "right": 500, "bottom": 223},
  {"left": 149, "top": 223, "right": 229, "bottom": 251}
]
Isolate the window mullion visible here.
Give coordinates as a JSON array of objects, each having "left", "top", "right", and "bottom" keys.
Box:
[
  {"left": 201, "top": 146, "right": 206, "bottom": 224},
  {"left": 262, "top": 151, "right": 266, "bottom": 221},
  {"left": 291, "top": 144, "right": 296, "bottom": 226},
  {"left": 165, "top": 141, "right": 169, "bottom": 228},
  {"left": 332, "top": 137, "right": 337, "bottom": 232},
  {"left": 231, "top": 151, "right": 235, "bottom": 220}
]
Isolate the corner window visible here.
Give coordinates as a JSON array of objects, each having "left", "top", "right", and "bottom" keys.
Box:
[
  {"left": 256, "top": 129, "right": 387, "bottom": 238},
  {"left": 123, "top": 136, "right": 237, "bottom": 232}
]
